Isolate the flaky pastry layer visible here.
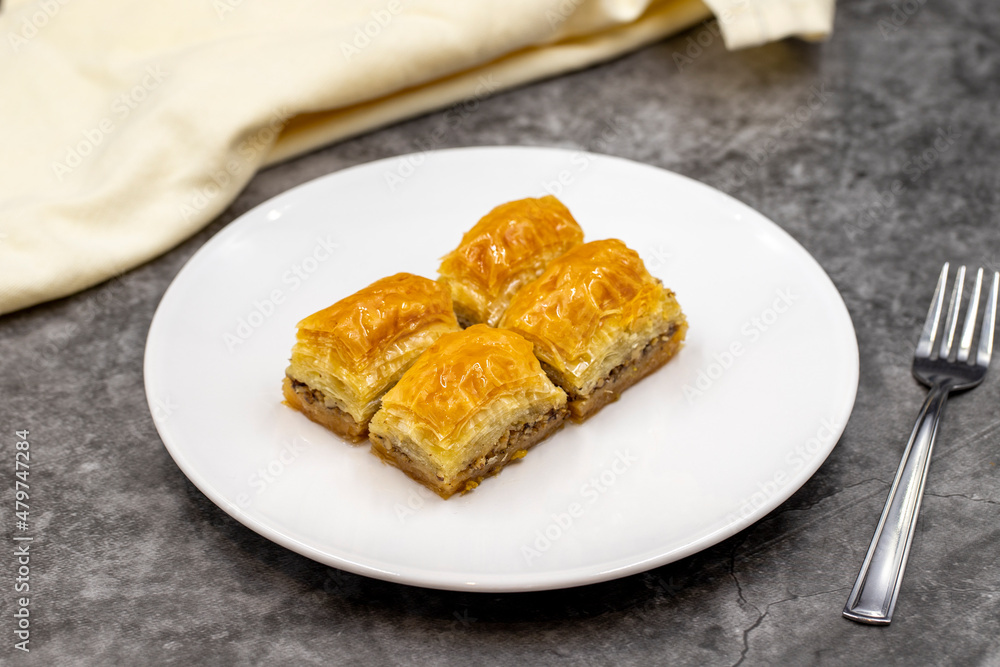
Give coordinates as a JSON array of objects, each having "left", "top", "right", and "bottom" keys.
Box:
[
  {"left": 438, "top": 196, "right": 583, "bottom": 327},
  {"left": 371, "top": 406, "right": 568, "bottom": 498},
  {"left": 561, "top": 324, "right": 687, "bottom": 421},
  {"left": 282, "top": 377, "right": 369, "bottom": 443},
  {"left": 501, "top": 239, "right": 687, "bottom": 396},
  {"left": 286, "top": 272, "right": 459, "bottom": 423},
  {"left": 368, "top": 325, "right": 567, "bottom": 486}
]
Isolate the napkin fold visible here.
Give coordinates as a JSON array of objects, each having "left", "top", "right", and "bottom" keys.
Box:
[{"left": 0, "top": 0, "right": 834, "bottom": 316}]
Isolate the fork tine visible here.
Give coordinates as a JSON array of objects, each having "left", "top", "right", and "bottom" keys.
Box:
[
  {"left": 939, "top": 265, "right": 965, "bottom": 359},
  {"left": 977, "top": 271, "right": 999, "bottom": 367},
  {"left": 916, "top": 263, "right": 949, "bottom": 358},
  {"left": 957, "top": 268, "right": 983, "bottom": 363}
]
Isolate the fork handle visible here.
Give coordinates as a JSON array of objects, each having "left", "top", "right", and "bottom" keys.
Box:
[{"left": 843, "top": 382, "right": 951, "bottom": 624}]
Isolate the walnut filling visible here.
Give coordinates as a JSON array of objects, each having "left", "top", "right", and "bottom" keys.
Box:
[
  {"left": 370, "top": 406, "right": 568, "bottom": 498},
  {"left": 283, "top": 377, "right": 369, "bottom": 442},
  {"left": 549, "top": 323, "right": 684, "bottom": 420},
  {"left": 593, "top": 326, "right": 677, "bottom": 392},
  {"left": 465, "top": 407, "right": 564, "bottom": 475},
  {"left": 291, "top": 378, "right": 327, "bottom": 406}
]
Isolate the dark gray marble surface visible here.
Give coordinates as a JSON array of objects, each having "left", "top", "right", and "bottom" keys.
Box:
[{"left": 3, "top": 0, "right": 1000, "bottom": 664}]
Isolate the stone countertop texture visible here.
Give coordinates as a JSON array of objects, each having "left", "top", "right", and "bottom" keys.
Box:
[{"left": 3, "top": 0, "right": 1000, "bottom": 664}]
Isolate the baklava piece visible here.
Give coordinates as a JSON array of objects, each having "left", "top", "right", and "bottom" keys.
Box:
[
  {"left": 438, "top": 196, "right": 584, "bottom": 327},
  {"left": 282, "top": 273, "right": 460, "bottom": 442},
  {"left": 500, "top": 239, "right": 687, "bottom": 420},
  {"left": 368, "top": 325, "right": 568, "bottom": 498}
]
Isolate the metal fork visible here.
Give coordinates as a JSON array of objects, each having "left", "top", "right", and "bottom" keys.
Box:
[{"left": 843, "top": 263, "right": 999, "bottom": 625}]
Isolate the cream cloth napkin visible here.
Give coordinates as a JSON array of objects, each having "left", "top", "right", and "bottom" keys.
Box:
[{"left": 0, "top": 0, "right": 833, "bottom": 316}]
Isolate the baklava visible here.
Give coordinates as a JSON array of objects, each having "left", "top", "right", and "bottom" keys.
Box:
[
  {"left": 282, "top": 273, "right": 460, "bottom": 442},
  {"left": 368, "top": 325, "right": 568, "bottom": 498},
  {"left": 500, "top": 239, "right": 687, "bottom": 420},
  {"left": 438, "top": 195, "right": 584, "bottom": 327}
]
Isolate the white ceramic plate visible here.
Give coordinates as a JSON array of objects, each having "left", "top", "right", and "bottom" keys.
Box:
[{"left": 145, "top": 147, "right": 858, "bottom": 592}]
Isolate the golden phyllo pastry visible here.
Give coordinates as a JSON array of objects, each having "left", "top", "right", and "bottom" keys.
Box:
[
  {"left": 500, "top": 239, "right": 687, "bottom": 420},
  {"left": 283, "top": 273, "right": 460, "bottom": 442},
  {"left": 438, "top": 196, "right": 584, "bottom": 327},
  {"left": 368, "top": 325, "right": 568, "bottom": 498}
]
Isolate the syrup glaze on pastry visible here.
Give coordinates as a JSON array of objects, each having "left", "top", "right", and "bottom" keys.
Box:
[
  {"left": 438, "top": 196, "right": 583, "bottom": 327},
  {"left": 369, "top": 324, "right": 568, "bottom": 497},
  {"left": 283, "top": 272, "right": 460, "bottom": 440},
  {"left": 500, "top": 239, "right": 687, "bottom": 417}
]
